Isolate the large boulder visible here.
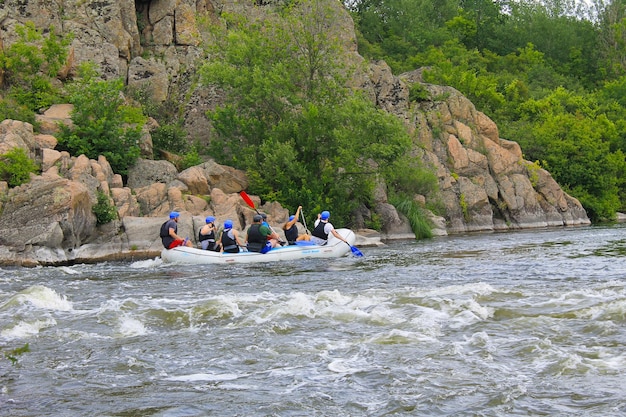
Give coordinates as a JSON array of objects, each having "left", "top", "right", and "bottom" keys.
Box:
[
  {"left": 127, "top": 159, "right": 179, "bottom": 189},
  {"left": 0, "top": 176, "right": 96, "bottom": 251}
]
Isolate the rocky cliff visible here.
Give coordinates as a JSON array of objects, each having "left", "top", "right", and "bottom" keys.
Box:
[{"left": 0, "top": 0, "right": 589, "bottom": 265}]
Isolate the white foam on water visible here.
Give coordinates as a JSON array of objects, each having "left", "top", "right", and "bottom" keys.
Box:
[
  {"left": 323, "top": 348, "right": 371, "bottom": 375},
  {"left": 310, "top": 289, "right": 404, "bottom": 326},
  {"left": 1, "top": 318, "right": 57, "bottom": 340},
  {"left": 58, "top": 266, "right": 81, "bottom": 275},
  {"left": 283, "top": 292, "right": 316, "bottom": 318},
  {"left": 327, "top": 358, "right": 364, "bottom": 374},
  {"left": 590, "top": 350, "right": 626, "bottom": 371},
  {"left": 130, "top": 257, "right": 163, "bottom": 268},
  {"left": 409, "top": 306, "right": 448, "bottom": 338},
  {"left": 117, "top": 315, "right": 149, "bottom": 337},
  {"left": 315, "top": 289, "right": 352, "bottom": 305},
  {"left": 446, "top": 299, "right": 495, "bottom": 329},
  {"left": 165, "top": 373, "right": 242, "bottom": 382},
  {"left": 368, "top": 328, "right": 438, "bottom": 344},
  {"left": 15, "top": 285, "right": 73, "bottom": 311},
  {"left": 418, "top": 282, "right": 499, "bottom": 298}
]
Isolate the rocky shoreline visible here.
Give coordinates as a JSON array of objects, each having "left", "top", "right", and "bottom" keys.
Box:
[
  {"left": 0, "top": 1, "right": 594, "bottom": 266},
  {"left": 0, "top": 96, "right": 591, "bottom": 267}
]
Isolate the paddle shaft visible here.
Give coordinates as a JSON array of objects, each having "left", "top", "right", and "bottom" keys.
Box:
[
  {"left": 300, "top": 207, "right": 310, "bottom": 234},
  {"left": 239, "top": 191, "right": 285, "bottom": 244}
]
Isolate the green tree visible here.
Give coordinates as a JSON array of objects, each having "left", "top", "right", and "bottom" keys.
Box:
[
  {"left": 493, "top": 0, "right": 601, "bottom": 87},
  {"left": 0, "top": 148, "right": 39, "bottom": 187},
  {"left": 57, "top": 64, "right": 145, "bottom": 177},
  {"left": 595, "top": 0, "right": 626, "bottom": 79},
  {"left": 347, "top": 0, "right": 458, "bottom": 72},
  {"left": 514, "top": 88, "right": 625, "bottom": 221},
  {"left": 200, "top": 0, "right": 430, "bottom": 225},
  {"left": 92, "top": 190, "right": 118, "bottom": 225},
  {"left": 0, "top": 22, "right": 72, "bottom": 111}
]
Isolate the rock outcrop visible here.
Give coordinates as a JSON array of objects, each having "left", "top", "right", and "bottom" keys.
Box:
[
  {"left": 0, "top": 0, "right": 591, "bottom": 265},
  {"left": 352, "top": 63, "right": 589, "bottom": 235}
]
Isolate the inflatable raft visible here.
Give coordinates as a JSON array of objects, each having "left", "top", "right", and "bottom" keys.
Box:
[{"left": 161, "top": 228, "right": 357, "bottom": 265}]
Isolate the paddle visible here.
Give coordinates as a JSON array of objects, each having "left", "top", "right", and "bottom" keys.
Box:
[
  {"left": 345, "top": 241, "right": 364, "bottom": 257},
  {"left": 239, "top": 191, "right": 286, "bottom": 245},
  {"left": 312, "top": 209, "right": 363, "bottom": 257},
  {"left": 300, "top": 207, "right": 310, "bottom": 235},
  {"left": 239, "top": 191, "right": 260, "bottom": 215}
]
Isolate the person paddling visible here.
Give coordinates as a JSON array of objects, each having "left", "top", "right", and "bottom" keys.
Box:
[
  {"left": 283, "top": 206, "right": 310, "bottom": 245},
  {"left": 310, "top": 211, "right": 349, "bottom": 246},
  {"left": 259, "top": 213, "right": 284, "bottom": 248},
  {"left": 198, "top": 215, "right": 220, "bottom": 251},
  {"left": 246, "top": 214, "right": 280, "bottom": 253}
]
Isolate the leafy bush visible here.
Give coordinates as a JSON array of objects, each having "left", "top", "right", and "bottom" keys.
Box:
[
  {"left": 200, "top": 6, "right": 426, "bottom": 226},
  {"left": 151, "top": 123, "right": 189, "bottom": 155},
  {"left": 0, "top": 22, "right": 72, "bottom": 111},
  {"left": 408, "top": 83, "right": 430, "bottom": 102},
  {"left": 0, "top": 148, "right": 39, "bottom": 187},
  {"left": 57, "top": 64, "right": 145, "bottom": 177},
  {"left": 178, "top": 147, "right": 202, "bottom": 171},
  {"left": 389, "top": 195, "right": 433, "bottom": 239},
  {"left": 92, "top": 190, "right": 118, "bottom": 225},
  {"left": 0, "top": 97, "right": 36, "bottom": 125}
]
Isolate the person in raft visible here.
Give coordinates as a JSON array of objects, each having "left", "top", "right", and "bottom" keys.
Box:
[
  {"left": 282, "top": 206, "right": 309, "bottom": 245},
  {"left": 246, "top": 214, "right": 281, "bottom": 253},
  {"left": 198, "top": 215, "right": 220, "bottom": 251},
  {"left": 259, "top": 212, "right": 285, "bottom": 246},
  {"left": 160, "top": 211, "right": 193, "bottom": 249},
  {"left": 310, "top": 210, "right": 349, "bottom": 246},
  {"left": 217, "top": 219, "right": 245, "bottom": 253}
]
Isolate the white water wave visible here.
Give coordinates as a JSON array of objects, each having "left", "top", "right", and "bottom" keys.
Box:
[
  {"left": 368, "top": 328, "right": 439, "bottom": 345},
  {"left": 1, "top": 317, "right": 57, "bottom": 340},
  {"left": 58, "top": 266, "right": 81, "bottom": 275},
  {"left": 2, "top": 285, "right": 73, "bottom": 312},
  {"left": 165, "top": 372, "right": 243, "bottom": 382},
  {"left": 130, "top": 257, "right": 163, "bottom": 268},
  {"left": 116, "top": 315, "right": 149, "bottom": 337}
]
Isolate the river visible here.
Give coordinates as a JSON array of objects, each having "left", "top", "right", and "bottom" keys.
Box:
[{"left": 1, "top": 224, "right": 625, "bottom": 416}]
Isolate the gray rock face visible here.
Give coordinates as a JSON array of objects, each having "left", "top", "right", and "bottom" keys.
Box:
[
  {"left": 127, "top": 159, "right": 179, "bottom": 189},
  {"left": 0, "top": 176, "right": 96, "bottom": 251}
]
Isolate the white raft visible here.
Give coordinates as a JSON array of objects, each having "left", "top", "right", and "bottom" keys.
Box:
[{"left": 160, "top": 228, "right": 356, "bottom": 265}]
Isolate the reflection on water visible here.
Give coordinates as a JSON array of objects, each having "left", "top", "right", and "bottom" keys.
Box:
[{"left": 1, "top": 225, "right": 626, "bottom": 416}]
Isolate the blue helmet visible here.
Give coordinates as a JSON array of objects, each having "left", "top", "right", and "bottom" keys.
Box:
[
  {"left": 289, "top": 215, "right": 295, "bottom": 221},
  {"left": 224, "top": 219, "right": 233, "bottom": 229},
  {"left": 169, "top": 211, "right": 180, "bottom": 219},
  {"left": 321, "top": 211, "right": 330, "bottom": 220},
  {"left": 205, "top": 216, "right": 215, "bottom": 223}
]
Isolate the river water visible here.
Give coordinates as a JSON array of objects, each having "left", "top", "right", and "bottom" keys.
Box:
[{"left": 1, "top": 224, "right": 625, "bottom": 416}]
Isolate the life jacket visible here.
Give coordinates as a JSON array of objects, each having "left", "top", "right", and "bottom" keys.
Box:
[
  {"left": 284, "top": 224, "right": 298, "bottom": 245},
  {"left": 198, "top": 228, "right": 217, "bottom": 251},
  {"left": 160, "top": 220, "right": 176, "bottom": 249},
  {"left": 221, "top": 229, "right": 239, "bottom": 253},
  {"left": 312, "top": 221, "right": 329, "bottom": 241},
  {"left": 247, "top": 224, "right": 266, "bottom": 252}
]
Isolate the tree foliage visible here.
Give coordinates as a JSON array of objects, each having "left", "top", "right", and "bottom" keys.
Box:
[
  {"left": 92, "top": 190, "right": 118, "bottom": 225},
  {"left": 57, "top": 64, "right": 145, "bottom": 177},
  {"left": 0, "top": 148, "right": 39, "bottom": 187},
  {"left": 199, "top": 0, "right": 434, "bottom": 225},
  {"left": 347, "top": 0, "right": 626, "bottom": 221},
  {"left": 0, "top": 22, "right": 72, "bottom": 111}
]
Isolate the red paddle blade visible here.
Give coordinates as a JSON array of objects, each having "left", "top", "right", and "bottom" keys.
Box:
[{"left": 239, "top": 191, "right": 256, "bottom": 209}]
